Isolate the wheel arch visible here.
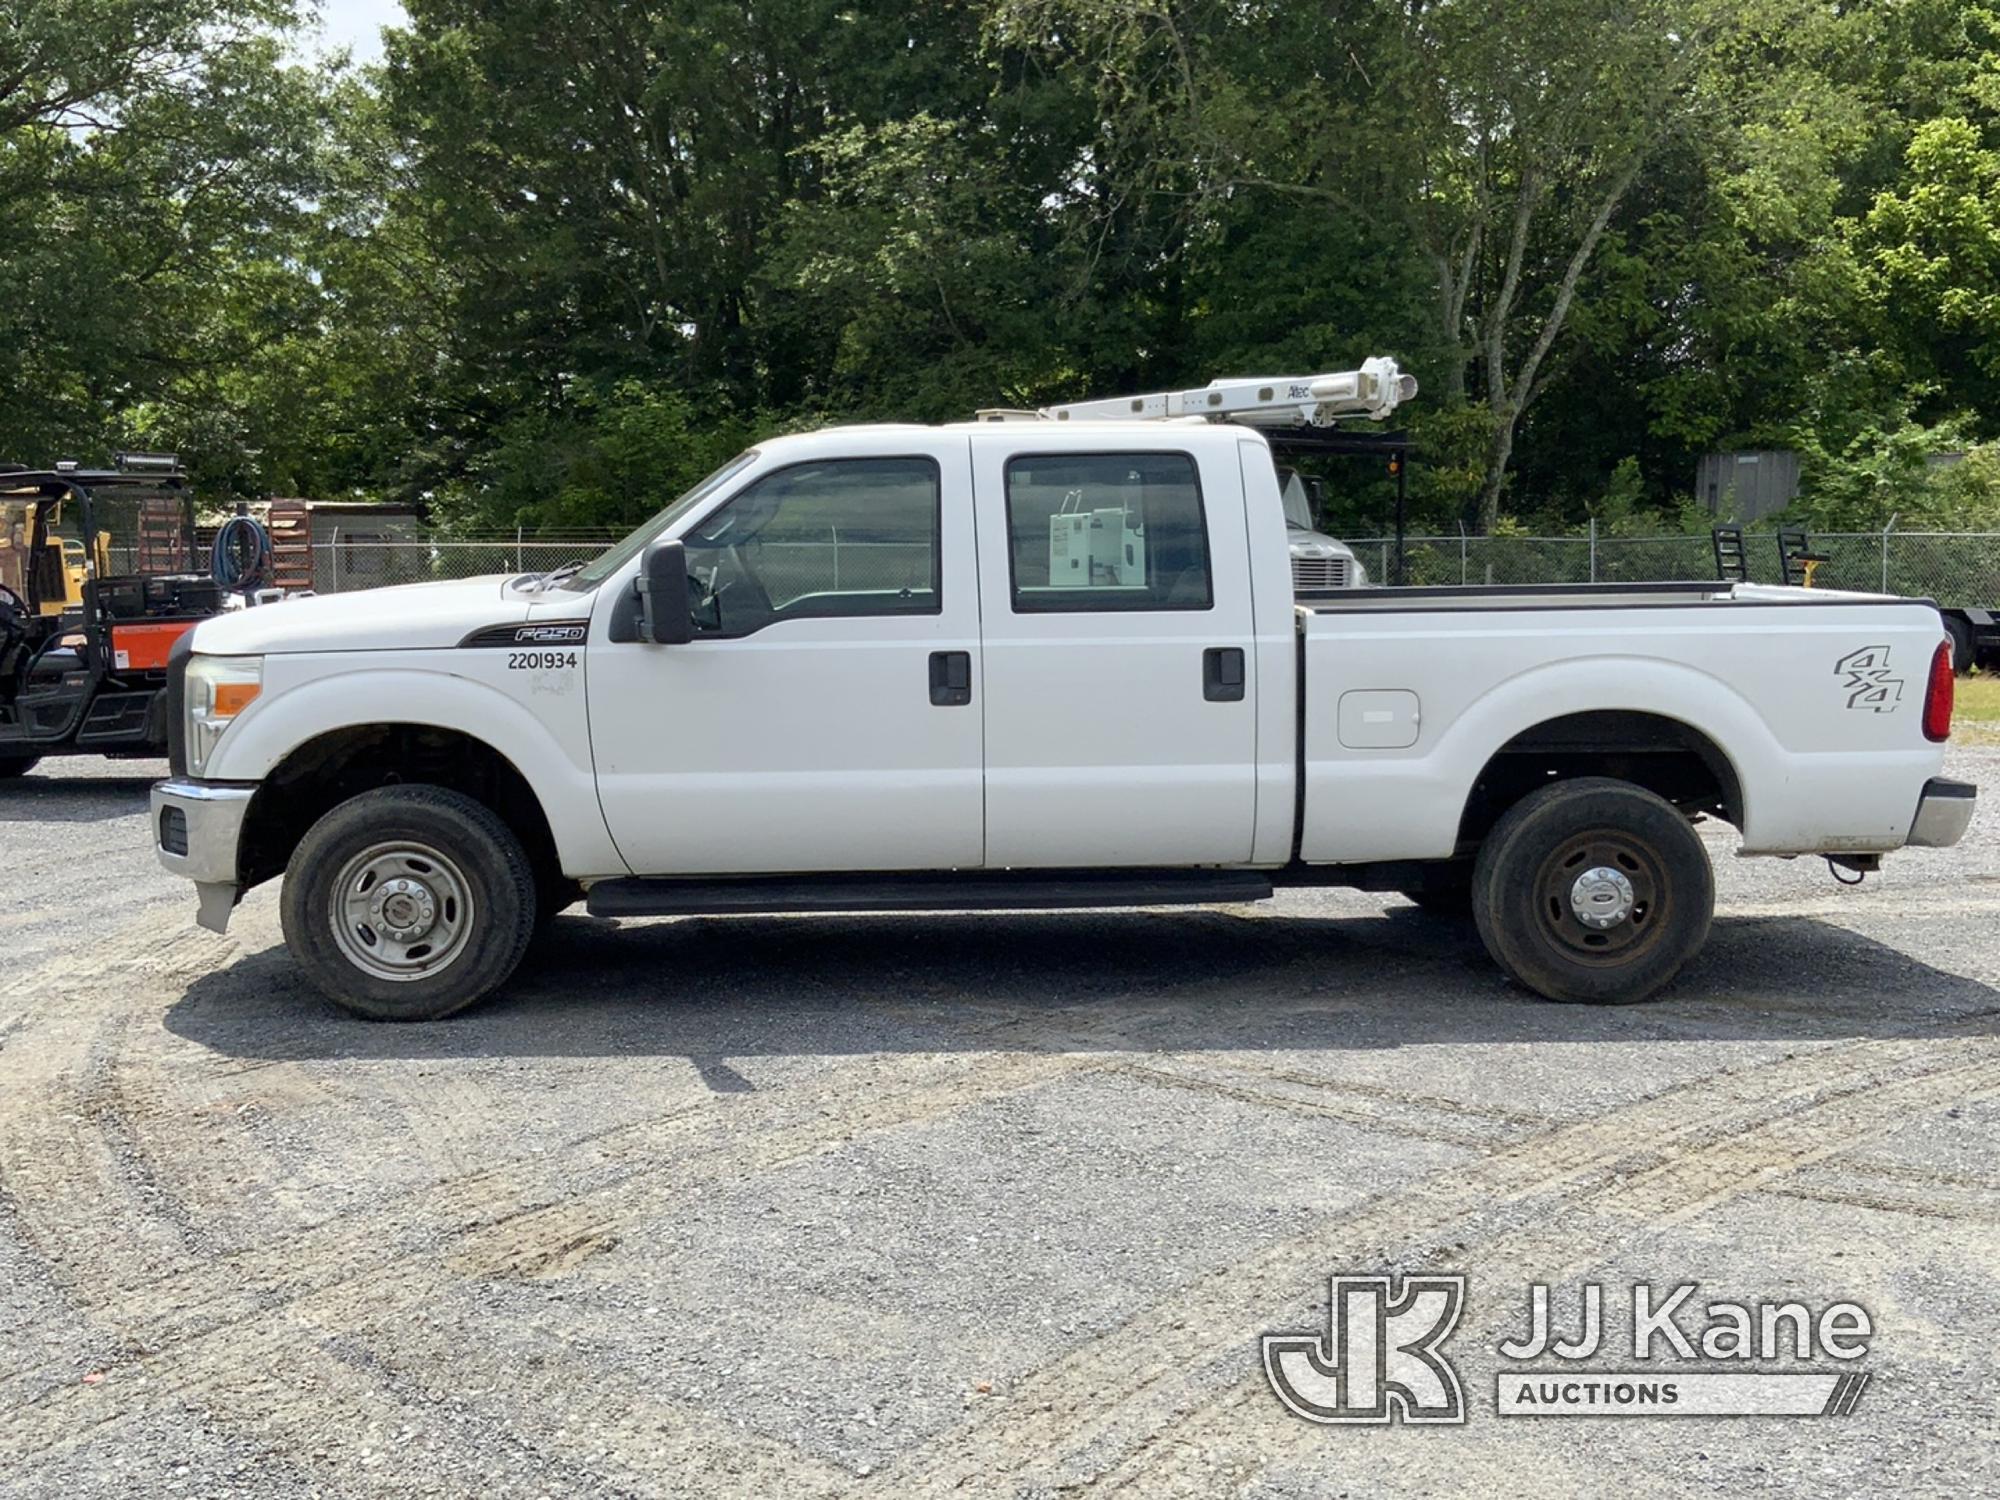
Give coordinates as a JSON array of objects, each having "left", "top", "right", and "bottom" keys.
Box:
[
  {"left": 236, "top": 722, "right": 563, "bottom": 895},
  {"left": 1455, "top": 708, "right": 1745, "bottom": 853}
]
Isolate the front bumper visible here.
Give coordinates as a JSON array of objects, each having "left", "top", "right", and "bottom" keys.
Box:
[
  {"left": 1908, "top": 777, "right": 1976, "bottom": 848},
  {"left": 151, "top": 778, "right": 257, "bottom": 932}
]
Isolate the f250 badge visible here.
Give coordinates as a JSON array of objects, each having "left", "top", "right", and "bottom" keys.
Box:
[
  {"left": 1835, "top": 645, "right": 1903, "bottom": 712},
  {"left": 512, "top": 623, "right": 587, "bottom": 645},
  {"left": 459, "top": 620, "right": 590, "bottom": 649}
]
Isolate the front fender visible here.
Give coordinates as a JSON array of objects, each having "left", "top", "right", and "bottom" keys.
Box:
[{"left": 205, "top": 660, "right": 624, "bottom": 877}]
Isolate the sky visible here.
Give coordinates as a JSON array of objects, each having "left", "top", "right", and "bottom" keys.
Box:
[{"left": 309, "top": 0, "right": 409, "bottom": 66}]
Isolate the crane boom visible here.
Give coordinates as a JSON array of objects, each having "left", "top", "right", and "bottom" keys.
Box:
[{"left": 976, "top": 356, "right": 1417, "bottom": 427}]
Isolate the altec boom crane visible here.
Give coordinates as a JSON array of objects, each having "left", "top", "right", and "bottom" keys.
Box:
[{"left": 976, "top": 356, "right": 1417, "bottom": 427}]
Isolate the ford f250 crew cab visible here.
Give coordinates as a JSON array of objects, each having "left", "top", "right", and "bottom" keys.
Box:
[{"left": 150, "top": 386, "right": 1975, "bottom": 1020}]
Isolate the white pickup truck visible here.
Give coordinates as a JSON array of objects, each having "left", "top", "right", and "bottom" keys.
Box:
[{"left": 151, "top": 407, "right": 1972, "bottom": 1020}]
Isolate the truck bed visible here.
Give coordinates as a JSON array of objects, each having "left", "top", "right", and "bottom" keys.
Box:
[{"left": 1293, "top": 581, "right": 1948, "bottom": 863}]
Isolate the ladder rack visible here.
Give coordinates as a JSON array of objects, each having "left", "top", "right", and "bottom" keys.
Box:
[{"left": 976, "top": 356, "right": 1417, "bottom": 428}]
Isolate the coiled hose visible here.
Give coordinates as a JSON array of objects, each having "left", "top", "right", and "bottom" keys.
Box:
[{"left": 211, "top": 515, "right": 273, "bottom": 592}]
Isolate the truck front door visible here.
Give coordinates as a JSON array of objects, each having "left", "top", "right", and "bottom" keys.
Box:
[
  {"left": 586, "top": 437, "right": 984, "bottom": 875},
  {"left": 969, "top": 436, "right": 1261, "bottom": 866}
]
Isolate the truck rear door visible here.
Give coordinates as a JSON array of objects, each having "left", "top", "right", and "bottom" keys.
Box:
[{"left": 969, "top": 433, "right": 1260, "bottom": 866}]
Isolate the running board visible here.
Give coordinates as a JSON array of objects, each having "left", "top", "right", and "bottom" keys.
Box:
[{"left": 585, "top": 868, "right": 1274, "bottom": 919}]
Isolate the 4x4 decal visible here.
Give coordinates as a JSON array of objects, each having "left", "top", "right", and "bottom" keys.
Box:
[{"left": 1834, "top": 645, "right": 1903, "bottom": 712}]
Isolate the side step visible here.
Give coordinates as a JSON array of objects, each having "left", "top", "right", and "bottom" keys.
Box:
[{"left": 585, "top": 868, "right": 1275, "bottom": 919}]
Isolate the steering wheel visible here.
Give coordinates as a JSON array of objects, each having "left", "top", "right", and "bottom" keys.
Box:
[
  {"left": 687, "top": 564, "right": 730, "bottom": 630},
  {"left": 688, "top": 547, "right": 775, "bottom": 634},
  {"left": 718, "top": 543, "right": 775, "bottom": 619}
]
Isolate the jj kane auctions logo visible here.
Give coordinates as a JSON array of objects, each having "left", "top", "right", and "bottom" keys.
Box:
[{"left": 1264, "top": 1276, "right": 1873, "bottom": 1424}]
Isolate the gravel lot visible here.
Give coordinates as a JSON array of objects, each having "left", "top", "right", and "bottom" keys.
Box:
[{"left": 2, "top": 752, "right": 1996, "bottom": 1497}]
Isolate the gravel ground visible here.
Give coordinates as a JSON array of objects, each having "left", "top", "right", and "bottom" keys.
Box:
[{"left": 1, "top": 751, "right": 1996, "bottom": 1498}]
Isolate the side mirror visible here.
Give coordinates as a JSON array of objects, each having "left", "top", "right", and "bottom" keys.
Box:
[{"left": 637, "top": 539, "right": 693, "bottom": 644}]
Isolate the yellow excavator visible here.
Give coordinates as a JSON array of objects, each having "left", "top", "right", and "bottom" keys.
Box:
[{"left": 0, "top": 495, "right": 110, "bottom": 615}]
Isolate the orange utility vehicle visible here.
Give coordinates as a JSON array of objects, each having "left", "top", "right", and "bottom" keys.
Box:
[{"left": 0, "top": 459, "right": 225, "bottom": 776}]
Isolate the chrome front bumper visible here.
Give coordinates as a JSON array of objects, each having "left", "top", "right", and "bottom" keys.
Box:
[
  {"left": 1908, "top": 777, "right": 1976, "bottom": 849},
  {"left": 151, "top": 778, "right": 257, "bottom": 932}
]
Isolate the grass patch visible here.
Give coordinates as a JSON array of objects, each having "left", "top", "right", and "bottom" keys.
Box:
[{"left": 1953, "top": 674, "right": 2000, "bottom": 743}]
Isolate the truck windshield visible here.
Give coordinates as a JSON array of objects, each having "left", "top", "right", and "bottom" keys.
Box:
[
  {"left": 1276, "top": 467, "right": 1314, "bottom": 531},
  {"left": 555, "top": 451, "right": 759, "bottom": 591}
]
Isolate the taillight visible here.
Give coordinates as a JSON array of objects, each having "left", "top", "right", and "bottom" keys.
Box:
[{"left": 1922, "top": 639, "right": 1954, "bottom": 742}]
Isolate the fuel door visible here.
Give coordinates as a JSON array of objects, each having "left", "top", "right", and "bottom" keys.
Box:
[{"left": 1337, "top": 689, "right": 1421, "bottom": 749}]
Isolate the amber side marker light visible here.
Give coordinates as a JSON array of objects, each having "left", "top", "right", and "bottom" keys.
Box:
[{"left": 212, "top": 681, "right": 261, "bottom": 717}]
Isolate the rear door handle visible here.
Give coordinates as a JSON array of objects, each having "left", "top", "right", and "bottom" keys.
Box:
[
  {"left": 1203, "top": 647, "right": 1245, "bottom": 702},
  {"left": 929, "top": 650, "right": 972, "bottom": 706}
]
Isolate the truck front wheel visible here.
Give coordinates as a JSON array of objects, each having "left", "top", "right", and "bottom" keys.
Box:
[
  {"left": 280, "top": 785, "right": 538, "bottom": 1021},
  {"left": 1471, "top": 777, "right": 1713, "bottom": 1004}
]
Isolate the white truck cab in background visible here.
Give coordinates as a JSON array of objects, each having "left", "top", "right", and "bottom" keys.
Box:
[
  {"left": 150, "top": 362, "right": 1974, "bottom": 1021},
  {"left": 1277, "top": 466, "right": 1368, "bottom": 590}
]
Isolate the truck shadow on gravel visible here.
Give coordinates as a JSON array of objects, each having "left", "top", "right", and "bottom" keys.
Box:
[
  {"left": 163, "top": 907, "right": 2000, "bottom": 1068},
  {"left": 0, "top": 774, "right": 159, "bottom": 823}
]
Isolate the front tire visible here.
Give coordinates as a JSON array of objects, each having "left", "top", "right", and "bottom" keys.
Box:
[
  {"left": 1471, "top": 777, "right": 1713, "bottom": 1004},
  {"left": 280, "top": 785, "right": 537, "bottom": 1020}
]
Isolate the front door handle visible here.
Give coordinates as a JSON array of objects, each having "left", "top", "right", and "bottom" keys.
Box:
[
  {"left": 929, "top": 650, "right": 972, "bottom": 706},
  {"left": 1203, "top": 647, "right": 1245, "bottom": 702}
]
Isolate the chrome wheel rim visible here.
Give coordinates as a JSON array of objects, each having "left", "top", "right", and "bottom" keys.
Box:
[
  {"left": 1569, "top": 865, "right": 1636, "bottom": 928},
  {"left": 329, "top": 841, "right": 476, "bottom": 983}
]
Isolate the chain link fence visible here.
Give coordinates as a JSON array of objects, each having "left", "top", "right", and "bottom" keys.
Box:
[
  {"left": 1349, "top": 530, "right": 2000, "bottom": 604},
  {"left": 280, "top": 525, "right": 2000, "bottom": 608}
]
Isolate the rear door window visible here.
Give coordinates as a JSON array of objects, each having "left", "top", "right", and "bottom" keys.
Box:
[{"left": 1003, "top": 452, "right": 1212, "bottom": 613}]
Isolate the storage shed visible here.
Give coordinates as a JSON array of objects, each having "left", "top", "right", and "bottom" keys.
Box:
[{"left": 1696, "top": 451, "right": 1801, "bottom": 523}]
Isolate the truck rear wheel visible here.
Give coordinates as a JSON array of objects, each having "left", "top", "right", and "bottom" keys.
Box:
[
  {"left": 0, "top": 755, "right": 40, "bottom": 780},
  {"left": 1471, "top": 777, "right": 1712, "bottom": 1005},
  {"left": 280, "top": 785, "right": 537, "bottom": 1021}
]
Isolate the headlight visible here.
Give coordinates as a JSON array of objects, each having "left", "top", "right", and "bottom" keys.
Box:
[
  {"left": 1352, "top": 560, "right": 1369, "bottom": 587},
  {"left": 185, "top": 654, "right": 263, "bottom": 776}
]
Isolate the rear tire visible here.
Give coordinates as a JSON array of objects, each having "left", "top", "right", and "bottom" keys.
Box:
[
  {"left": 1471, "top": 777, "right": 1713, "bottom": 1004},
  {"left": 0, "top": 755, "right": 40, "bottom": 780},
  {"left": 280, "top": 785, "right": 537, "bottom": 1021}
]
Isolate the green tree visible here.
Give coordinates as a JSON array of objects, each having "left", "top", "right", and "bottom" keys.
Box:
[
  {"left": 1857, "top": 116, "right": 2000, "bottom": 422},
  {"left": 0, "top": 1, "right": 336, "bottom": 495}
]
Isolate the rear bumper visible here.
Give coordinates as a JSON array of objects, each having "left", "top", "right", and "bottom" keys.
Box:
[
  {"left": 1908, "top": 777, "right": 1976, "bottom": 848},
  {"left": 151, "top": 778, "right": 256, "bottom": 931}
]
